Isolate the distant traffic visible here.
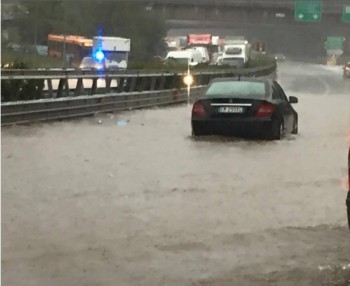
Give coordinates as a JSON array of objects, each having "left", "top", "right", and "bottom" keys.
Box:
[{"left": 44, "top": 33, "right": 270, "bottom": 70}]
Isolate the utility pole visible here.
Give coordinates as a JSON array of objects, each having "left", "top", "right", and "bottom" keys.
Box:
[
  {"left": 62, "top": 3, "right": 67, "bottom": 68},
  {"left": 34, "top": 2, "right": 38, "bottom": 56}
]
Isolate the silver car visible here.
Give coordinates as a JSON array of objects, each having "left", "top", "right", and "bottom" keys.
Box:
[{"left": 79, "top": 57, "right": 105, "bottom": 70}]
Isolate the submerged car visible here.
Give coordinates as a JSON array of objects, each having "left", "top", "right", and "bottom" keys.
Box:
[
  {"left": 343, "top": 62, "right": 350, "bottom": 79},
  {"left": 347, "top": 146, "right": 350, "bottom": 232},
  {"left": 191, "top": 78, "right": 298, "bottom": 140}
]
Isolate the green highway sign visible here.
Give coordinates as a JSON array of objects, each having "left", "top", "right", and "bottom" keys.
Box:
[
  {"left": 343, "top": 5, "right": 350, "bottom": 23},
  {"left": 325, "top": 36, "right": 344, "bottom": 56},
  {"left": 326, "top": 37, "right": 344, "bottom": 50},
  {"left": 295, "top": 1, "right": 322, "bottom": 22}
]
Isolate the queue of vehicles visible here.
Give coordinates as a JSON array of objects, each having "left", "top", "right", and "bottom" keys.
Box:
[
  {"left": 165, "top": 34, "right": 257, "bottom": 67},
  {"left": 47, "top": 34, "right": 131, "bottom": 70}
]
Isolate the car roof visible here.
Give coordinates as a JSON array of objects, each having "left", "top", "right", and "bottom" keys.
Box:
[{"left": 209, "top": 77, "right": 270, "bottom": 84}]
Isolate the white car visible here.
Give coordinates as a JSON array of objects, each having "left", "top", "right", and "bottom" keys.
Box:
[{"left": 79, "top": 57, "right": 105, "bottom": 70}]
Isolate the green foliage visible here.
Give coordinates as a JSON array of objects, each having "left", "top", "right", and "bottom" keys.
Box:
[
  {"left": 2, "top": 49, "right": 63, "bottom": 68},
  {"left": 245, "top": 55, "right": 276, "bottom": 68},
  {"left": 1, "top": 61, "right": 44, "bottom": 102},
  {"left": 15, "top": 1, "right": 167, "bottom": 62}
]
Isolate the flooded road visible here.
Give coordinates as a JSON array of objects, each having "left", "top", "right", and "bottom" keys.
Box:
[{"left": 2, "top": 62, "right": 350, "bottom": 285}]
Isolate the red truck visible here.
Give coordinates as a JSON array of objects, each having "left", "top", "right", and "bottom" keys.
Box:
[{"left": 186, "top": 34, "right": 219, "bottom": 61}]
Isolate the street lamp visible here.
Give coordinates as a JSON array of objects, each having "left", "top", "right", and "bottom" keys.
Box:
[{"left": 183, "top": 59, "right": 194, "bottom": 106}]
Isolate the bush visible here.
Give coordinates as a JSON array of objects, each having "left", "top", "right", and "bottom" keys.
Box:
[
  {"left": 1, "top": 61, "right": 44, "bottom": 102},
  {"left": 2, "top": 49, "right": 63, "bottom": 68},
  {"left": 245, "top": 55, "right": 276, "bottom": 68}
]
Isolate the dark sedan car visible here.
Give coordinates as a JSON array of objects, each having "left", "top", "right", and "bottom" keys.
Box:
[
  {"left": 347, "top": 146, "right": 350, "bottom": 232},
  {"left": 191, "top": 78, "right": 298, "bottom": 140}
]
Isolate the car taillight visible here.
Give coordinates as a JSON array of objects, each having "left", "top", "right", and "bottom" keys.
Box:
[
  {"left": 192, "top": 102, "right": 206, "bottom": 117},
  {"left": 256, "top": 104, "right": 275, "bottom": 117}
]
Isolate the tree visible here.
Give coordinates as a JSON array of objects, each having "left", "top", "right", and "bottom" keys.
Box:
[{"left": 15, "top": 1, "right": 167, "bottom": 61}]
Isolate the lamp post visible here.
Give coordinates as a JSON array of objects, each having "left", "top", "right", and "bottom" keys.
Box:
[{"left": 183, "top": 60, "right": 194, "bottom": 106}]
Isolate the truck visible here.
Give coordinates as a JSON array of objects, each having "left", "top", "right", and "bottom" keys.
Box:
[
  {"left": 186, "top": 34, "right": 219, "bottom": 61},
  {"left": 219, "top": 39, "right": 251, "bottom": 67},
  {"left": 92, "top": 36, "right": 131, "bottom": 69}
]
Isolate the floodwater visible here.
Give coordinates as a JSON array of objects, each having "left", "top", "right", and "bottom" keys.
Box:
[{"left": 2, "top": 62, "right": 350, "bottom": 285}]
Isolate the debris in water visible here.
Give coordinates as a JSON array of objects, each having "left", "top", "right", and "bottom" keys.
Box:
[{"left": 117, "top": 121, "right": 127, "bottom": 126}]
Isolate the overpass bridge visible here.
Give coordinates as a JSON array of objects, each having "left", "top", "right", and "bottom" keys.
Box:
[{"left": 146, "top": 0, "right": 350, "bottom": 58}]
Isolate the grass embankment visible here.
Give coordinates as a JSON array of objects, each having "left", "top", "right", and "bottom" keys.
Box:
[{"left": 1, "top": 49, "right": 63, "bottom": 68}]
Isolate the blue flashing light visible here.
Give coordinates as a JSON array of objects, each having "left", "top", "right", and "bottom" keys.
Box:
[{"left": 94, "top": 50, "right": 105, "bottom": 62}]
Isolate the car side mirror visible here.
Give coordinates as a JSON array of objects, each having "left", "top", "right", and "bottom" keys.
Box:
[{"left": 289, "top": 96, "right": 298, "bottom": 104}]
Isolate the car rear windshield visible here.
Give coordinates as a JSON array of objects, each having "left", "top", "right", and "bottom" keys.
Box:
[{"left": 205, "top": 81, "right": 267, "bottom": 98}]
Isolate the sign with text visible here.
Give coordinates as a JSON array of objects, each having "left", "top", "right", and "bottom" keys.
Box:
[
  {"left": 343, "top": 5, "right": 350, "bottom": 23},
  {"left": 295, "top": 1, "right": 322, "bottom": 22}
]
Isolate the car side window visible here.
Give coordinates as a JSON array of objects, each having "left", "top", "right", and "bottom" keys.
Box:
[{"left": 273, "top": 81, "right": 288, "bottom": 102}]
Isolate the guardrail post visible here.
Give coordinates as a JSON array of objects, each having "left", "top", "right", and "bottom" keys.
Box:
[
  {"left": 129, "top": 77, "right": 137, "bottom": 92},
  {"left": 150, "top": 77, "right": 157, "bottom": 91},
  {"left": 65, "top": 79, "right": 70, "bottom": 97},
  {"left": 91, "top": 79, "right": 97, "bottom": 95},
  {"left": 47, "top": 79, "right": 54, "bottom": 98},
  {"left": 138, "top": 77, "right": 148, "bottom": 92},
  {"left": 117, "top": 77, "right": 125, "bottom": 93},
  {"left": 57, "top": 79, "right": 65, "bottom": 98},
  {"left": 159, "top": 75, "right": 166, "bottom": 90},
  {"left": 35, "top": 80, "right": 45, "bottom": 99},
  {"left": 105, "top": 77, "right": 112, "bottom": 93},
  {"left": 75, "top": 79, "right": 83, "bottom": 97}
]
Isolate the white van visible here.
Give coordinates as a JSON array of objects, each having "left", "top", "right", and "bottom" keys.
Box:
[
  {"left": 221, "top": 40, "right": 251, "bottom": 64},
  {"left": 165, "top": 50, "right": 203, "bottom": 66},
  {"left": 186, "top": 47, "right": 210, "bottom": 62}
]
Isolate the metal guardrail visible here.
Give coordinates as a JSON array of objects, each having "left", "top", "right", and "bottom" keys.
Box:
[
  {"left": 1, "top": 65, "right": 276, "bottom": 100},
  {"left": 1, "top": 65, "right": 276, "bottom": 125},
  {"left": 1, "top": 87, "right": 207, "bottom": 126}
]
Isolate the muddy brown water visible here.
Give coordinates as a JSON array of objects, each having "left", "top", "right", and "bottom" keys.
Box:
[{"left": 2, "top": 62, "right": 350, "bottom": 285}]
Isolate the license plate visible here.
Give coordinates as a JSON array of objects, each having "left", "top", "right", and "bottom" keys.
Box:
[{"left": 218, "top": 106, "right": 245, "bottom": 113}]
